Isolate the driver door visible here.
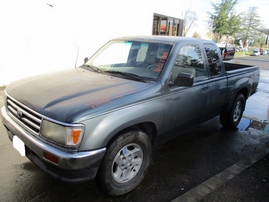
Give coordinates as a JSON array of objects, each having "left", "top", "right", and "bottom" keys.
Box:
[{"left": 162, "top": 44, "right": 210, "bottom": 142}]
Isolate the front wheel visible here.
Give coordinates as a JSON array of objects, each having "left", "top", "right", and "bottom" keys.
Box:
[
  {"left": 96, "top": 130, "right": 152, "bottom": 196},
  {"left": 220, "top": 93, "right": 245, "bottom": 129}
]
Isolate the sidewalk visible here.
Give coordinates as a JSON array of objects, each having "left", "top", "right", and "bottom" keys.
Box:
[{"left": 200, "top": 152, "right": 269, "bottom": 202}]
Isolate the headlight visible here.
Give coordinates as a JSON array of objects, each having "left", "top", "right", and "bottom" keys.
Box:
[{"left": 40, "top": 119, "right": 84, "bottom": 148}]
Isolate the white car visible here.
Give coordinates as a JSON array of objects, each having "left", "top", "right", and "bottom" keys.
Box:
[
  {"left": 260, "top": 50, "right": 268, "bottom": 55},
  {"left": 251, "top": 50, "right": 260, "bottom": 56}
]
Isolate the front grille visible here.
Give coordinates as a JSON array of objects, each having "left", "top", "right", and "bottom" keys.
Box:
[{"left": 6, "top": 96, "right": 42, "bottom": 135}]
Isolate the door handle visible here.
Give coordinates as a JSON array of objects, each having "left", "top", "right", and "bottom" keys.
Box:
[{"left": 202, "top": 84, "right": 209, "bottom": 91}]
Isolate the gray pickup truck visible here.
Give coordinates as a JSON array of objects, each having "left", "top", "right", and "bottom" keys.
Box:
[{"left": 1, "top": 36, "right": 259, "bottom": 196}]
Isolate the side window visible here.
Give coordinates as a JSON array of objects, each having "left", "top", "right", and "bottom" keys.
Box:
[
  {"left": 204, "top": 43, "right": 222, "bottom": 76},
  {"left": 172, "top": 44, "right": 206, "bottom": 81}
]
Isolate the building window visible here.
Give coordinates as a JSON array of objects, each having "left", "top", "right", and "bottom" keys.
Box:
[{"left": 152, "top": 13, "right": 183, "bottom": 36}]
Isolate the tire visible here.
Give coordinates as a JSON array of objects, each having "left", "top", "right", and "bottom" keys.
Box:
[
  {"left": 96, "top": 130, "right": 152, "bottom": 196},
  {"left": 220, "top": 93, "right": 245, "bottom": 129}
]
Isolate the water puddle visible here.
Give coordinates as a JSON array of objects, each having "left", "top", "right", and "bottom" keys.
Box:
[
  {"left": 237, "top": 117, "right": 269, "bottom": 132},
  {"left": 237, "top": 118, "right": 252, "bottom": 131},
  {"left": 264, "top": 124, "right": 269, "bottom": 133}
]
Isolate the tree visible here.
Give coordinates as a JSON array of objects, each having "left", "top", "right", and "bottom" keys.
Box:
[
  {"left": 235, "top": 7, "right": 262, "bottom": 48},
  {"left": 208, "top": 0, "right": 241, "bottom": 42},
  {"left": 252, "top": 33, "right": 267, "bottom": 48},
  {"left": 183, "top": 10, "right": 198, "bottom": 37},
  {"left": 192, "top": 31, "right": 201, "bottom": 38}
]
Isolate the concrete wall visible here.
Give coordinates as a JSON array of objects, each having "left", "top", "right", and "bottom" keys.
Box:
[{"left": 0, "top": 0, "right": 185, "bottom": 85}]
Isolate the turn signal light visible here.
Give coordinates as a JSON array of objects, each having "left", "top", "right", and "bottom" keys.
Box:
[
  {"left": 43, "top": 152, "right": 59, "bottom": 164},
  {"left": 72, "top": 130, "right": 81, "bottom": 144}
]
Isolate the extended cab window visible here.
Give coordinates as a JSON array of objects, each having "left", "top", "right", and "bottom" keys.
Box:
[
  {"left": 204, "top": 43, "right": 222, "bottom": 76},
  {"left": 171, "top": 44, "right": 206, "bottom": 82}
]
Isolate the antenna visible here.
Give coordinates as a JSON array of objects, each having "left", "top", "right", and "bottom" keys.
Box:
[{"left": 74, "top": 46, "right": 79, "bottom": 68}]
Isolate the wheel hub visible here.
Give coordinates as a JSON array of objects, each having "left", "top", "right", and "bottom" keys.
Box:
[
  {"left": 233, "top": 101, "right": 242, "bottom": 122},
  {"left": 112, "top": 143, "right": 143, "bottom": 183}
]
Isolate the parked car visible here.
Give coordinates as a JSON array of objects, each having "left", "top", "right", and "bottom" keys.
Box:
[
  {"left": 251, "top": 50, "right": 260, "bottom": 56},
  {"left": 260, "top": 50, "right": 268, "bottom": 55},
  {"left": 235, "top": 46, "right": 243, "bottom": 52},
  {"left": 0, "top": 36, "right": 260, "bottom": 196}
]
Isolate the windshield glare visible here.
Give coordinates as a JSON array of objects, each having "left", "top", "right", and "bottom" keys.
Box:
[{"left": 85, "top": 40, "right": 172, "bottom": 81}]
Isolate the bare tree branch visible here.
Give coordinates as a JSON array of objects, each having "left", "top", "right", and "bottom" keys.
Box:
[{"left": 183, "top": 10, "right": 198, "bottom": 37}]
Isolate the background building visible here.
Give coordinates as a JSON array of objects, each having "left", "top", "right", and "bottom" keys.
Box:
[{"left": 0, "top": 0, "right": 185, "bottom": 85}]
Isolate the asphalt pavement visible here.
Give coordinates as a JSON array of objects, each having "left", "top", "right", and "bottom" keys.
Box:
[{"left": 173, "top": 139, "right": 269, "bottom": 202}]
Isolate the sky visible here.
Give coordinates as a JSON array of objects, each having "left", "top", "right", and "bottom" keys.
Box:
[{"left": 186, "top": 0, "right": 269, "bottom": 37}]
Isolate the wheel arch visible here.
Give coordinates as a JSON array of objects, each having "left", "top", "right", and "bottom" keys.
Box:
[
  {"left": 220, "top": 92, "right": 246, "bottom": 129},
  {"left": 221, "top": 87, "right": 248, "bottom": 114},
  {"left": 236, "top": 87, "right": 248, "bottom": 110},
  {"left": 105, "top": 122, "right": 158, "bottom": 162},
  {"left": 96, "top": 122, "right": 155, "bottom": 196}
]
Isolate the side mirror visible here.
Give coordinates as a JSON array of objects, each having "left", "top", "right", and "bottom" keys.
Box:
[
  {"left": 173, "top": 73, "right": 194, "bottom": 87},
  {"left": 84, "top": 57, "right": 89, "bottom": 64}
]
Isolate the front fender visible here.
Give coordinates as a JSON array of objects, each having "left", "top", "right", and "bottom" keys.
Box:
[{"left": 79, "top": 99, "right": 164, "bottom": 151}]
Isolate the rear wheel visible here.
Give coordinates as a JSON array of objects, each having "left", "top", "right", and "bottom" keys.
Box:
[
  {"left": 96, "top": 130, "right": 152, "bottom": 196},
  {"left": 220, "top": 93, "right": 245, "bottom": 129}
]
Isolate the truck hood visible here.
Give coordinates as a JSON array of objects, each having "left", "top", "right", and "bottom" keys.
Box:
[{"left": 6, "top": 68, "right": 160, "bottom": 122}]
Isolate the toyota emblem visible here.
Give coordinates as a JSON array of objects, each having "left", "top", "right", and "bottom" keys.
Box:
[{"left": 17, "top": 109, "right": 23, "bottom": 118}]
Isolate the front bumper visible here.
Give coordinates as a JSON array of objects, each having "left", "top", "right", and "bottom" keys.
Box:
[{"left": 0, "top": 106, "right": 106, "bottom": 183}]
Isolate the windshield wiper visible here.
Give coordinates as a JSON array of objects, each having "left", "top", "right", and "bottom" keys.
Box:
[
  {"left": 104, "top": 70, "right": 146, "bottom": 82},
  {"left": 80, "top": 64, "right": 104, "bottom": 74}
]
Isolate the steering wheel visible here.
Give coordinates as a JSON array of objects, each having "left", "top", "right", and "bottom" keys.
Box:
[{"left": 147, "top": 64, "right": 156, "bottom": 69}]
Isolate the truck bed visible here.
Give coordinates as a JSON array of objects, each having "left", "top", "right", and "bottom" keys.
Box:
[
  {"left": 224, "top": 62, "right": 256, "bottom": 71},
  {"left": 224, "top": 62, "right": 259, "bottom": 96}
]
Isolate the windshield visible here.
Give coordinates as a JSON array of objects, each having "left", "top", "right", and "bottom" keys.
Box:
[{"left": 84, "top": 40, "right": 172, "bottom": 81}]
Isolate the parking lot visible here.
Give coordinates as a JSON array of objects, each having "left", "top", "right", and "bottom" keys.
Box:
[{"left": 0, "top": 54, "right": 269, "bottom": 202}]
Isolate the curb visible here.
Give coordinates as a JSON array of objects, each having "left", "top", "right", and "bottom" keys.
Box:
[{"left": 171, "top": 147, "right": 269, "bottom": 202}]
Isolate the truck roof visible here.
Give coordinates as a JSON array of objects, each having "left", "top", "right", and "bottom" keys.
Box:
[{"left": 112, "top": 35, "right": 215, "bottom": 45}]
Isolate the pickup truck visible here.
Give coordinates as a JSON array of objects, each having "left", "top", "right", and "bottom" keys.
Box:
[{"left": 1, "top": 36, "right": 260, "bottom": 196}]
